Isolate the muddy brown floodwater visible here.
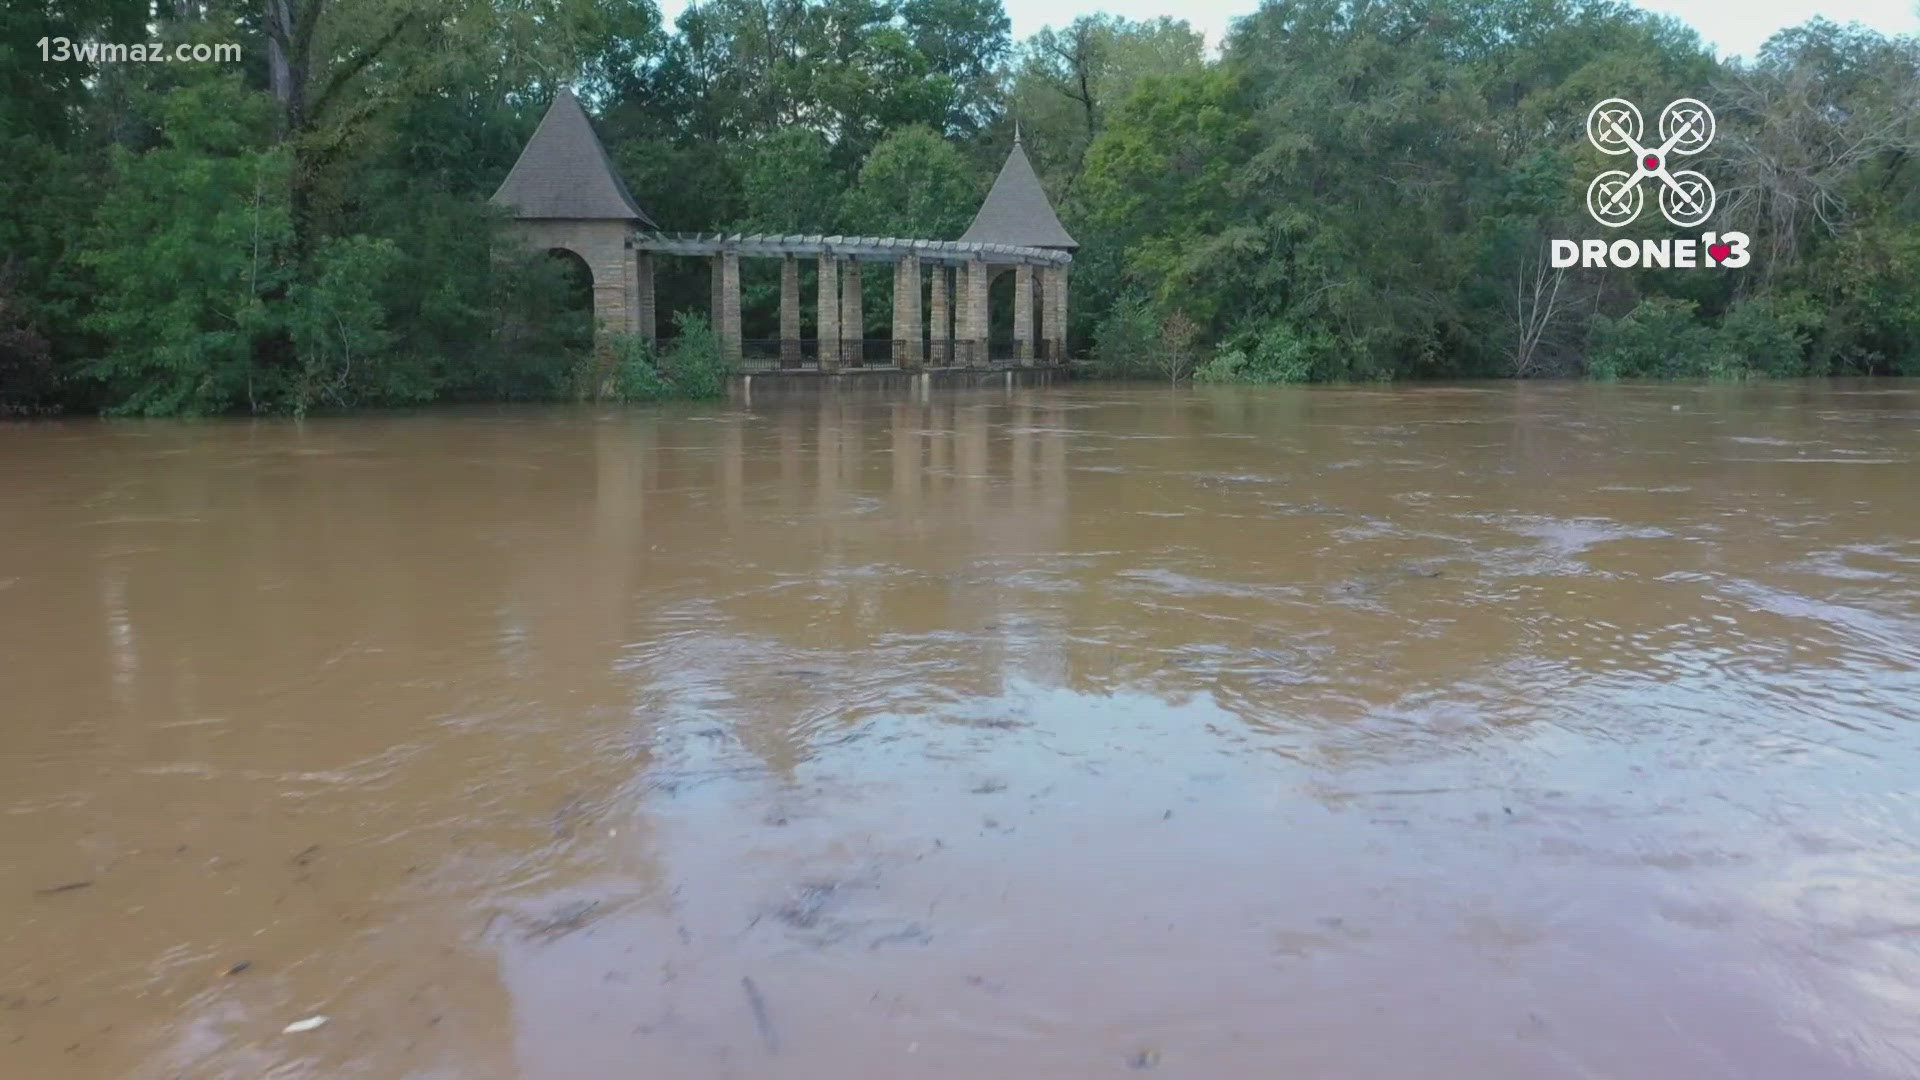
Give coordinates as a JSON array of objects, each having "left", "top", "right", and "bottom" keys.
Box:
[{"left": 4, "top": 382, "right": 1920, "bottom": 1079}]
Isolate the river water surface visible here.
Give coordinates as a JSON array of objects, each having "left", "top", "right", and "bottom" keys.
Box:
[{"left": 5, "top": 382, "right": 1920, "bottom": 1079}]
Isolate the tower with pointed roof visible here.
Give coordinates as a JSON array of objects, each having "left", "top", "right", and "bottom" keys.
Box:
[
  {"left": 492, "top": 88, "right": 654, "bottom": 225},
  {"left": 958, "top": 125, "right": 1077, "bottom": 251},
  {"left": 492, "top": 88, "right": 656, "bottom": 348},
  {"left": 952, "top": 127, "right": 1075, "bottom": 362}
]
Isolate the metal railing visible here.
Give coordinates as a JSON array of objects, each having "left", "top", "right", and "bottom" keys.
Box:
[{"left": 728, "top": 337, "right": 1064, "bottom": 372}]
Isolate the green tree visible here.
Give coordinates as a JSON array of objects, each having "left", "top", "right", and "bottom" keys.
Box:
[
  {"left": 1075, "top": 67, "right": 1252, "bottom": 345},
  {"left": 840, "top": 124, "right": 981, "bottom": 237},
  {"left": 739, "top": 128, "right": 844, "bottom": 231},
  {"left": 1007, "top": 15, "right": 1205, "bottom": 193},
  {"left": 79, "top": 78, "right": 293, "bottom": 415}
]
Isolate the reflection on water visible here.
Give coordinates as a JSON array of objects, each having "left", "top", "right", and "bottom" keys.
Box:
[{"left": 3, "top": 382, "right": 1920, "bottom": 1078}]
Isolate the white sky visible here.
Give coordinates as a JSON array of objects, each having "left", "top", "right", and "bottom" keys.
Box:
[
  {"left": 657, "top": 0, "right": 1918, "bottom": 61},
  {"left": 999, "top": 0, "right": 1920, "bottom": 57},
  {"left": 1006, "top": 0, "right": 1920, "bottom": 56}
]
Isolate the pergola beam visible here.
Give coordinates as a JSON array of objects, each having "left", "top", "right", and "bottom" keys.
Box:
[{"left": 628, "top": 232, "right": 1071, "bottom": 267}]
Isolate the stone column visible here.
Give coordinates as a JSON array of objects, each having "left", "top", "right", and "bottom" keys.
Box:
[
  {"left": 1049, "top": 263, "right": 1069, "bottom": 362},
  {"left": 840, "top": 258, "right": 863, "bottom": 368},
  {"left": 1037, "top": 262, "right": 1054, "bottom": 363},
  {"left": 892, "top": 255, "right": 922, "bottom": 370},
  {"left": 816, "top": 254, "right": 840, "bottom": 372},
  {"left": 890, "top": 258, "right": 904, "bottom": 366},
  {"left": 635, "top": 250, "right": 656, "bottom": 343},
  {"left": 928, "top": 265, "right": 950, "bottom": 367},
  {"left": 716, "top": 251, "right": 742, "bottom": 367},
  {"left": 1014, "top": 264, "right": 1034, "bottom": 364},
  {"left": 779, "top": 254, "right": 801, "bottom": 369},
  {"left": 963, "top": 258, "right": 989, "bottom": 367},
  {"left": 907, "top": 257, "right": 924, "bottom": 369},
  {"left": 591, "top": 244, "right": 629, "bottom": 340},
  {"left": 622, "top": 243, "right": 641, "bottom": 336},
  {"left": 952, "top": 264, "right": 969, "bottom": 366}
]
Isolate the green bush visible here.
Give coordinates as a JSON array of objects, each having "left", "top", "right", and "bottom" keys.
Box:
[
  {"left": 0, "top": 262, "right": 57, "bottom": 415},
  {"left": 602, "top": 312, "right": 731, "bottom": 403},
  {"left": 659, "top": 312, "right": 730, "bottom": 399},
  {"left": 1809, "top": 224, "right": 1920, "bottom": 374},
  {"left": 604, "top": 332, "right": 670, "bottom": 401},
  {"left": 1588, "top": 296, "right": 1819, "bottom": 381},
  {"left": 286, "top": 234, "right": 410, "bottom": 413},
  {"left": 1717, "top": 295, "right": 1817, "bottom": 378},
  {"left": 468, "top": 247, "right": 593, "bottom": 402},
  {"left": 1587, "top": 297, "right": 1729, "bottom": 380},
  {"left": 1192, "top": 347, "right": 1248, "bottom": 382},
  {"left": 1195, "top": 319, "right": 1337, "bottom": 383},
  {"left": 1089, "top": 291, "right": 1160, "bottom": 378}
]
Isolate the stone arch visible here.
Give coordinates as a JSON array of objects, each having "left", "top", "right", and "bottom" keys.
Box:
[
  {"left": 541, "top": 246, "right": 595, "bottom": 349},
  {"left": 986, "top": 267, "right": 1015, "bottom": 359},
  {"left": 981, "top": 265, "right": 1044, "bottom": 362},
  {"left": 504, "top": 219, "right": 637, "bottom": 336},
  {"left": 543, "top": 246, "right": 592, "bottom": 297}
]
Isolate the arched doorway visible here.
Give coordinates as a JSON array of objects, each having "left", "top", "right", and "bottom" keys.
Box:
[
  {"left": 987, "top": 268, "right": 1015, "bottom": 361},
  {"left": 544, "top": 247, "right": 596, "bottom": 354},
  {"left": 985, "top": 266, "right": 1043, "bottom": 362}
]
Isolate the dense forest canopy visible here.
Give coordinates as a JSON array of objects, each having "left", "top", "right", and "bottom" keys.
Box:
[{"left": 2, "top": 0, "right": 1917, "bottom": 414}]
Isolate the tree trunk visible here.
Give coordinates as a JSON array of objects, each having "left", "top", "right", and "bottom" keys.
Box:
[{"left": 264, "top": 0, "right": 319, "bottom": 267}]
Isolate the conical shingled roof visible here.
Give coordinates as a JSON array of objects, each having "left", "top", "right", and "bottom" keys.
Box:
[
  {"left": 958, "top": 132, "right": 1077, "bottom": 250},
  {"left": 490, "top": 88, "right": 655, "bottom": 225}
]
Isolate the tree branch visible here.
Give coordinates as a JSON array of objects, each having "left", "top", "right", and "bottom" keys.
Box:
[{"left": 310, "top": 11, "right": 421, "bottom": 125}]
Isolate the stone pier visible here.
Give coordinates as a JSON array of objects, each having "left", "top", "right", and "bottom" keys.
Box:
[
  {"left": 780, "top": 254, "right": 801, "bottom": 369},
  {"left": 715, "top": 252, "right": 742, "bottom": 362},
  {"left": 634, "top": 250, "right": 656, "bottom": 342},
  {"left": 891, "top": 255, "right": 922, "bottom": 370},
  {"left": 952, "top": 264, "right": 970, "bottom": 366},
  {"left": 1014, "top": 264, "right": 1034, "bottom": 363},
  {"left": 841, "top": 258, "right": 864, "bottom": 368},
  {"left": 961, "top": 258, "right": 988, "bottom": 367},
  {"left": 816, "top": 256, "right": 840, "bottom": 372},
  {"left": 929, "top": 265, "right": 950, "bottom": 367},
  {"left": 1044, "top": 264, "right": 1068, "bottom": 362}
]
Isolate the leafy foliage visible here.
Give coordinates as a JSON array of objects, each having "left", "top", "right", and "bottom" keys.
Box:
[
  {"left": 1089, "top": 291, "right": 1160, "bottom": 378},
  {"left": 658, "top": 311, "right": 733, "bottom": 399},
  {"left": 285, "top": 235, "right": 409, "bottom": 411},
  {"left": 0, "top": 258, "right": 57, "bottom": 415},
  {"left": 77, "top": 78, "right": 292, "bottom": 416},
  {"left": 606, "top": 312, "right": 732, "bottom": 402},
  {"left": 3, "top": 0, "right": 1918, "bottom": 414},
  {"left": 1195, "top": 320, "right": 1339, "bottom": 383},
  {"left": 1587, "top": 294, "right": 1820, "bottom": 379},
  {"left": 839, "top": 125, "right": 981, "bottom": 238}
]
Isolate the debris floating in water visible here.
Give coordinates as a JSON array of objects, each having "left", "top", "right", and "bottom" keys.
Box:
[
  {"left": 741, "top": 976, "right": 778, "bottom": 1053},
  {"left": 282, "top": 1016, "right": 328, "bottom": 1034}
]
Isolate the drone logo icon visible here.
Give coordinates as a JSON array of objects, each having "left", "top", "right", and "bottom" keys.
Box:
[{"left": 1584, "top": 97, "right": 1715, "bottom": 228}]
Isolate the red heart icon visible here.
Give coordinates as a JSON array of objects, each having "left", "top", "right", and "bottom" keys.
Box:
[{"left": 1708, "top": 242, "right": 1731, "bottom": 264}]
